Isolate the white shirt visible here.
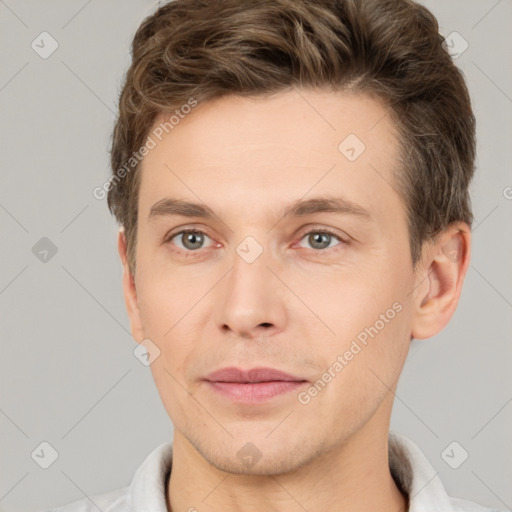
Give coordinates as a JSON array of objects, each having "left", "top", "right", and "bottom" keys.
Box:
[{"left": 40, "top": 432, "right": 502, "bottom": 512}]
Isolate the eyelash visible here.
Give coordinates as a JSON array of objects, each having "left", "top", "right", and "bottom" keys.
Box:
[{"left": 164, "top": 228, "right": 347, "bottom": 253}]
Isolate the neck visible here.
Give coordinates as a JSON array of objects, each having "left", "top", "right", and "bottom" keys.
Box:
[{"left": 167, "top": 404, "right": 408, "bottom": 512}]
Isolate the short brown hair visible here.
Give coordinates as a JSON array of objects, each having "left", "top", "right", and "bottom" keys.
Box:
[{"left": 107, "top": 0, "right": 476, "bottom": 276}]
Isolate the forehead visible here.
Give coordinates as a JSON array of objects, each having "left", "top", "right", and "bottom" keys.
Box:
[{"left": 138, "top": 89, "right": 403, "bottom": 225}]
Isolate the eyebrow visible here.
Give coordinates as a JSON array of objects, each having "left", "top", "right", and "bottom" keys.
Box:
[{"left": 147, "top": 196, "right": 371, "bottom": 222}]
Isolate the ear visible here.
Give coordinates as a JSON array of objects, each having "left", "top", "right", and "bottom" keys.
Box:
[
  {"left": 118, "top": 229, "right": 145, "bottom": 343},
  {"left": 410, "top": 223, "right": 471, "bottom": 340}
]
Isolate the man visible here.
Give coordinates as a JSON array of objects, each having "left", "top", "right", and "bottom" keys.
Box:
[{"left": 44, "top": 0, "right": 503, "bottom": 510}]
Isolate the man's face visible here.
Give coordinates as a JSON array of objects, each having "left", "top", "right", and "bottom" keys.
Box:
[{"left": 123, "top": 89, "right": 420, "bottom": 474}]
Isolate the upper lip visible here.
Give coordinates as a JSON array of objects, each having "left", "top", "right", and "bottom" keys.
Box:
[{"left": 204, "top": 367, "right": 306, "bottom": 383}]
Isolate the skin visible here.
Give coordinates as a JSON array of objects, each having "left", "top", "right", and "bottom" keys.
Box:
[{"left": 118, "top": 88, "right": 471, "bottom": 512}]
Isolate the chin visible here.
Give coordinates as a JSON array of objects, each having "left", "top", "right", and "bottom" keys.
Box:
[{"left": 191, "top": 432, "right": 327, "bottom": 476}]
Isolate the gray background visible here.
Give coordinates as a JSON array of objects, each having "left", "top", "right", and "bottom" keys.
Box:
[{"left": 0, "top": 1, "right": 511, "bottom": 511}]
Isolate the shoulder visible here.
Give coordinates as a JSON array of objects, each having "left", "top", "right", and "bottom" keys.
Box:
[
  {"left": 36, "top": 442, "right": 173, "bottom": 512},
  {"left": 37, "top": 486, "right": 129, "bottom": 512},
  {"left": 450, "top": 496, "right": 507, "bottom": 512}
]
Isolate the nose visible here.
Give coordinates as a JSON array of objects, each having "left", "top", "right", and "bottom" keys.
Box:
[{"left": 213, "top": 245, "right": 288, "bottom": 339}]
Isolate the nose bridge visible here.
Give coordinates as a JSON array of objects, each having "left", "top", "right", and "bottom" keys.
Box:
[
  {"left": 228, "top": 234, "right": 274, "bottom": 308},
  {"left": 231, "top": 235, "right": 270, "bottom": 290},
  {"left": 213, "top": 234, "right": 286, "bottom": 336}
]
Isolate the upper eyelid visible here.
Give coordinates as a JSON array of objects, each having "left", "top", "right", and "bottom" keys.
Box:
[
  {"left": 294, "top": 229, "right": 347, "bottom": 250},
  {"left": 298, "top": 229, "right": 345, "bottom": 242},
  {"left": 167, "top": 228, "right": 215, "bottom": 245}
]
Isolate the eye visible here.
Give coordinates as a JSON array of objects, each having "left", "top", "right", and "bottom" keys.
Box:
[
  {"left": 168, "top": 229, "right": 214, "bottom": 251},
  {"left": 297, "top": 229, "right": 345, "bottom": 251}
]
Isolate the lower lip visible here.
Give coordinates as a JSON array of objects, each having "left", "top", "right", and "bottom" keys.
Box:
[{"left": 205, "top": 381, "right": 307, "bottom": 403}]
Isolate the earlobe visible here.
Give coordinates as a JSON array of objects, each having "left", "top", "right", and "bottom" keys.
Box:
[
  {"left": 117, "top": 229, "right": 145, "bottom": 343},
  {"left": 411, "top": 224, "right": 471, "bottom": 340}
]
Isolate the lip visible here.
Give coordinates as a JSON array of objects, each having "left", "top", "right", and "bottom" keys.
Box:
[
  {"left": 205, "top": 367, "right": 305, "bottom": 383},
  {"left": 203, "top": 367, "right": 308, "bottom": 404}
]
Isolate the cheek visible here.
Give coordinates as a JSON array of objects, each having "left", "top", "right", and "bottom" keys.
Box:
[
  {"left": 304, "top": 304, "right": 411, "bottom": 433},
  {"left": 135, "top": 265, "right": 211, "bottom": 371},
  {"left": 134, "top": 259, "right": 208, "bottom": 336},
  {"left": 297, "top": 265, "right": 401, "bottom": 341},
  {"left": 302, "top": 267, "right": 412, "bottom": 395}
]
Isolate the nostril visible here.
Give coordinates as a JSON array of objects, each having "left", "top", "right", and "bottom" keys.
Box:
[{"left": 259, "top": 322, "right": 273, "bottom": 328}]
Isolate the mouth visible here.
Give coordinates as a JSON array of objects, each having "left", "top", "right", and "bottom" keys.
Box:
[{"left": 203, "top": 367, "right": 309, "bottom": 403}]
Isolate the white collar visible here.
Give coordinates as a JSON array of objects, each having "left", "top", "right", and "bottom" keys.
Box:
[{"left": 388, "top": 431, "right": 456, "bottom": 511}]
